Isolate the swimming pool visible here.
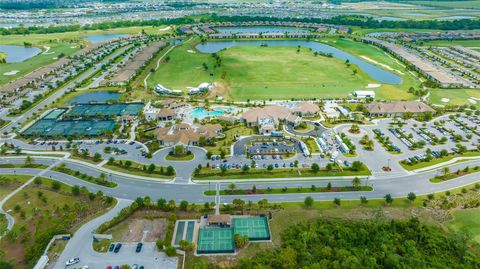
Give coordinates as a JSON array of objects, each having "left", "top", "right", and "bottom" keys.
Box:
[{"left": 190, "top": 107, "right": 235, "bottom": 119}]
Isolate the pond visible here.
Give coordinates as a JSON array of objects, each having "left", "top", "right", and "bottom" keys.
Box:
[
  {"left": 68, "top": 91, "right": 121, "bottom": 105},
  {"left": 196, "top": 40, "right": 402, "bottom": 84},
  {"left": 0, "top": 45, "right": 42, "bottom": 63},
  {"left": 436, "top": 16, "right": 475, "bottom": 20},
  {"left": 214, "top": 27, "right": 309, "bottom": 34},
  {"left": 83, "top": 34, "right": 128, "bottom": 44}
]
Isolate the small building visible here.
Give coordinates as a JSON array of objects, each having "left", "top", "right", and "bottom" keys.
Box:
[
  {"left": 258, "top": 117, "right": 276, "bottom": 135},
  {"left": 366, "top": 101, "right": 435, "bottom": 117},
  {"left": 208, "top": 214, "right": 232, "bottom": 227},
  {"left": 353, "top": 90, "right": 375, "bottom": 99},
  {"left": 157, "top": 108, "right": 176, "bottom": 121}
]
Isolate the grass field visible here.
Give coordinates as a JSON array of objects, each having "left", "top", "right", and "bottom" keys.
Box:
[
  {"left": 421, "top": 39, "right": 480, "bottom": 47},
  {"left": 447, "top": 208, "right": 480, "bottom": 243},
  {"left": 429, "top": 88, "right": 480, "bottom": 107},
  {"left": 148, "top": 37, "right": 419, "bottom": 101},
  {"left": 410, "top": 0, "right": 480, "bottom": 9}
]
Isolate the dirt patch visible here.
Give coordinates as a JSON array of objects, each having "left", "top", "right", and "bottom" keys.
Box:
[
  {"left": 120, "top": 218, "right": 167, "bottom": 242},
  {"left": 206, "top": 82, "right": 228, "bottom": 99}
]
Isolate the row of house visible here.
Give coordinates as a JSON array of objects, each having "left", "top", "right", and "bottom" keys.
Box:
[
  {"left": 365, "top": 101, "right": 435, "bottom": 117},
  {"left": 363, "top": 37, "right": 469, "bottom": 88},
  {"left": 208, "top": 32, "right": 318, "bottom": 39},
  {"left": 0, "top": 35, "right": 142, "bottom": 104},
  {"left": 108, "top": 41, "right": 166, "bottom": 86},
  {"left": 191, "top": 21, "right": 349, "bottom": 34}
]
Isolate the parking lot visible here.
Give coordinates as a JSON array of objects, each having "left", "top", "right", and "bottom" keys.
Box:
[{"left": 72, "top": 242, "right": 178, "bottom": 269}]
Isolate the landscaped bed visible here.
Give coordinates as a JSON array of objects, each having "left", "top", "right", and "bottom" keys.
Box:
[
  {"left": 193, "top": 163, "right": 370, "bottom": 180},
  {"left": 103, "top": 159, "right": 175, "bottom": 179},
  {"left": 400, "top": 150, "right": 480, "bottom": 171},
  {"left": 204, "top": 185, "right": 373, "bottom": 196}
]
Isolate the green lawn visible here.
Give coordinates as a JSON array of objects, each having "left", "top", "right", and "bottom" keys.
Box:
[
  {"left": 148, "top": 37, "right": 419, "bottom": 101},
  {"left": 429, "top": 88, "right": 480, "bottom": 108},
  {"left": 204, "top": 125, "right": 255, "bottom": 155},
  {"left": 165, "top": 154, "right": 195, "bottom": 161},
  {"left": 447, "top": 208, "right": 480, "bottom": 244}
]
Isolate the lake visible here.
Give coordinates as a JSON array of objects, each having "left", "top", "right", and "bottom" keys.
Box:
[
  {"left": 196, "top": 40, "right": 402, "bottom": 84},
  {"left": 83, "top": 34, "right": 128, "bottom": 44},
  {"left": 214, "top": 27, "right": 309, "bottom": 34},
  {"left": 68, "top": 91, "right": 121, "bottom": 105},
  {"left": 0, "top": 45, "right": 42, "bottom": 63}
]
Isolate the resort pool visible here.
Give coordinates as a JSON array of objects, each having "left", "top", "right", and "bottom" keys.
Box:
[
  {"left": 0, "top": 45, "right": 42, "bottom": 63},
  {"left": 83, "top": 34, "right": 128, "bottom": 44},
  {"left": 190, "top": 107, "right": 236, "bottom": 119},
  {"left": 214, "top": 27, "right": 309, "bottom": 34},
  {"left": 195, "top": 40, "right": 402, "bottom": 84},
  {"left": 68, "top": 91, "right": 121, "bottom": 105}
]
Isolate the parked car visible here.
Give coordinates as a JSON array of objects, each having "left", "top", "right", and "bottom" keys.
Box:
[
  {"left": 114, "top": 243, "right": 122, "bottom": 253},
  {"left": 109, "top": 244, "right": 115, "bottom": 252},
  {"left": 65, "top": 258, "right": 80, "bottom": 266},
  {"left": 135, "top": 242, "right": 143, "bottom": 253}
]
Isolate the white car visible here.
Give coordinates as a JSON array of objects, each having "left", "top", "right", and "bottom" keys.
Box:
[{"left": 65, "top": 258, "right": 80, "bottom": 266}]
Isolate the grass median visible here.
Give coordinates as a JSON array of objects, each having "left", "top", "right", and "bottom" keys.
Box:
[
  {"left": 193, "top": 164, "right": 370, "bottom": 180},
  {"left": 103, "top": 160, "right": 175, "bottom": 179},
  {"left": 400, "top": 151, "right": 480, "bottom": 171},
  {"left": 204, "top": 185, "right": 373, "bottom": 196},
  {"left": 52, "top": 165, "right": 117, "bottom": 188}
]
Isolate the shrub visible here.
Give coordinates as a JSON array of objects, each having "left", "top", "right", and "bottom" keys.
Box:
[{"left": 165, "top": 246, "right": 177, "bottom": 257}]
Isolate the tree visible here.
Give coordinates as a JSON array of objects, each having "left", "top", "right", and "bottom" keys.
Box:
[
  {"left": 51, "top": 180, "right": 61, "bottom": 190},
  {"left": 179, "top": 240, "right": 194, "bottom": 251},
  {"left": 25, "top": 156, "right": 34, "bottom": 166},
  {"left": 157, "top": 198, "right": 166, "bottom": 209},
  {"left": 351, "top": 161, "right": 363, "bottom": 171},
  {"left": 267, "top": 164, "right": 274, "bottom": 171},
  {"left": 360, "top": 196, "right": 368, "bottom": 204},
  {"left": 442, "top": 167, "right": 450, "bottom": 176},
  {"left": 228, "top": 183, "right": 236, "bottom": 193},
  {"left": 165, "top": 246, "right": 176, "bottom": 256},
  {"left": 167, "top": 200, "right": 176, "bottom": 211},
  {"left": 179, "top": 200, "right": 189, "bottom": 211},
  {"left": 166, "top": 166, "right": 175, "bottom": 176},
  {"left": 233, "top": 233, "right": 249, "bottom": 249},
  {"left": 71, "top": 185, "right": 80, "bottom": 196},
  {"left": 333, "top": 198, "right": 341, "bottom": 206},
  {"left": 206, "top": 151, "right": 212, "bottom": 160},
  {"left": 311, "top": 163, "right": 320, "bottom": 173},
  {"left": 93, "top": 152, "right": 102, "bottom": 162},
  {"left": 384, "top": 194, "right": 393, "bottom": 205},
  {"left": 407, "top": 192, "right": 416, "bottom": 203},
  {"left": 304, "top": 196, "right": 314, "bottom": 208},
  {"left": 147, "top": 163, "right": 156, "bottom": 173},
  {"left": 33, "top": 177, "right": 42, "bottom": 185},
  {"left": 352, "top": 177, "right": 361, "bottom": 190},
  {"left": 327, "top": 182, "right": 332, "bottom": 190}
]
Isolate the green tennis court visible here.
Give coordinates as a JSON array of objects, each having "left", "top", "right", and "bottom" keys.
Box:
[
  {"left": 233, "top": 216, "right": 270, "bottom": 241},
  {"left": 197, "top": 228, "right": 234, "bottom": 254},
  {"left": 65, "top": 102, "right": 144, "bottom": 117},
  {"left": 23, "top": 119, "right": 115, "bottom": 137},
  {"left": 43, "top": 109, "right": 67, "bottom": 120}
]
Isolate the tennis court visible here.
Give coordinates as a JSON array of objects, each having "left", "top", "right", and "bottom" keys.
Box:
[
  {"left": 65, "top": 102, "right": 144, "bottom": 117},
  {"left": 233, "top": 216, "right": 270, "bottom": 241},
  {"left": 197, "top": 228, "right": 234, "bottom": 254},
  {"left": 22, "top": 119, "right": 115, "bottom": 137},
  {"left": 43, "top": 109, "right": 67, "bottom": 120}
]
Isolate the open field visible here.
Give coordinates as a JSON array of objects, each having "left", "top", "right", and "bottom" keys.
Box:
[
  {"left": 447, "top": 208, "right": 480, "bottom": 243},
  {"left": 429, "top": 88, "right": 480, "bottom": 107},
  {"left": 148, "top": 37, "right": 419, "bottom": 101},
  {"left": 410, "top": 0, "right": 480, "bottom": 9},
  {"left": 0, "top": 177, "right": 116, "bottom": 269}
]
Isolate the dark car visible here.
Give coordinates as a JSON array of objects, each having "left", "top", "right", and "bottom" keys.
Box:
[
  {"left": 114, "top": 243, "right": 122, "bottom": 253},
  {"left": 135, "top": 242, "right": 143, "bottom": 253},
  {"left": 109, "top": 244, "right": 115, "bottom": 252}
]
